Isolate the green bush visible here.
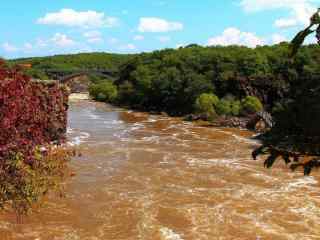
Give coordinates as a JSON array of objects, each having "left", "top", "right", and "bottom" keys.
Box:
[
  {"left": 89, "top": 82, "right": 118, "bottom": 103},
  {"left": 195, "top": 93, "right": 219, "bottom": 116},
  {"left": 89, "top": 75, "right": 106, "bottom": 84},
  {"left": 230, "top": 100, "right": 241, "bottom": 116},
  {"left": 216, "top": 99, "right": 232, "bottom": 115},
  {"left": 241, "top": 96, "right": 263, "bottom": 114},
  {"left": 0, "top": 147, "right": 71, "bottom": 216},
  {"left": 216, "top": 98, "right": 242, "bottom": 116},
  {"left": 24, "top": 68, "right": 49, "bottom": 80}
]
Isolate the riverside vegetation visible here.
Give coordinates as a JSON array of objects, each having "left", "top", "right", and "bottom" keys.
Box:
[{"left": 0, "top": 61, "right": 72, "bottom": 217}]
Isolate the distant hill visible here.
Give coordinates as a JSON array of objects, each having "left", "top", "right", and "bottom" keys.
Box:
[{"left": 9, "top": 52, "right": 135, "bottom": 79}]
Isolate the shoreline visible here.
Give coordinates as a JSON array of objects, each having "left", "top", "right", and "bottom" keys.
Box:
[
  {"left": 69, "top": 93, "right": 90, "bottom": 101},
  {"left": 71, "top": 96, "right": 261, "bottom": 134}
]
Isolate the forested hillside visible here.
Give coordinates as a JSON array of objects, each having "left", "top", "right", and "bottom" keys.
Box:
[
  {"left": 11, "top": 43, "right": 320, "bottom": 117},
  {"left": 11, "top": 52, "right": 134, "bottom": 79},
  {"left": 115, "top": 43, "right": 320, "bottom": 115}
]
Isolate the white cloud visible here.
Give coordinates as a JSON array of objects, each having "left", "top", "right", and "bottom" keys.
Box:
[
  {"left": 2, "top": 42, "right": 18, "bottom": 52},
  {"left": 108, "top": 38, "right": 118, "bottom": 44},
  {"left": 22, "top": 43, "right": 34, "bottom": 53},
  {"left": 304, "top": 34, "right": 318, "bottom": 44},
  {"left": 155, "top": 1, "right": 167, "bottom": 6},
  {"left": 138, "top": 17, "right": 183, "bottom": 32},
  {"left": 133, "top": 35, "right": 144, "bottom": 41},
  {"left": 274, "top": 18, "right": 297, "bottom": 28},
  {"left": 24, "top": 43, "right": 33, "bottom": 50},
  {"left": 83, "top": 30, "right": 101, "bottom": 38},
  {"left": 240, "top": 0, "right": 317, "bottom": 28},
  {"left": 83, "top": 31, "right": 103, "bottom": 44},
  {"left": 50, "top": 33, "right": 75, "bottom": 47},
  {"left": 176, "top": 43, "right": 187, "bottom": 48},
  {"left": 37, "top": 9, "right": 118, "bottom": 28},
  {"left": 87, "top": 38, "right": 103, "bottom": 44},
  {"left": 120, "top": 43, "right": 137, "bottom": 51},
  {"left": 240, "top": 0, "right": 311, "bottom": 12},
  {"left": 208, "top": 27, "right": 265, "bottom": 48},
  {"left": 36, "top": 39, "right": 48, "bottom": 48},
  {"left": 272, "top": 34, "right": 288, "bottom": 44},
  {"left": 125, "top": 44, "right": 136, "bottom": 50},
  {"left": 157, "top": 36, "right": 171, "bottom": 43}
]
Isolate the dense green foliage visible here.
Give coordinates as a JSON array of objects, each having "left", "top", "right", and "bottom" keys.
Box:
[
  {"left": 229, "top": 100, "right": 242, "bottom": 116},
  {"left": 24, "top": 68, "right": 49, "bottom": 80},
  {"left": 114, "top": 44, "right": 320, "bottom": 115},
  {"left": 195, "top": 93, "right": 219, "bottom": 118},
  {"left": 241, "top": 96, "right": 263, "bottom": 114},
  {"left": 195, "top": 93, "right": 261, "bottom": 118},
  {"left": 215, "top": 99, "right": 233, "bottom": 116},
  {"left": 89, "top": 81, "right": 118, "bottom": 103}
]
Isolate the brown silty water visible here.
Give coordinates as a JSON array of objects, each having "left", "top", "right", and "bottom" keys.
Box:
[{"left": 1, "top": 99, "right": 320, "bottom": 240}]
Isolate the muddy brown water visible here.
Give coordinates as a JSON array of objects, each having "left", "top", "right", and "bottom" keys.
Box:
[{"left": 1, "top": 100, "right": 320, "bottom": 240}]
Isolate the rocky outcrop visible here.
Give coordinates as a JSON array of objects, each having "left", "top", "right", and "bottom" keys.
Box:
[
  {"left": 185, "top": 113, "right": 270, "bottom": 132},
  {"left": 184, "top": 113, "right": 211, "bottom": 122},
  {"left": 213, "top": 116, "right": 251, "bottom": 129}
]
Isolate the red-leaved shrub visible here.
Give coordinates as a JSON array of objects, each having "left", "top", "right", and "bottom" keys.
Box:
[
  {"left": 0, "top": 60, "right": 69, "bottom": 165},
  {"left": 0, "top": 60, "right": 70, "bottom": 215}
]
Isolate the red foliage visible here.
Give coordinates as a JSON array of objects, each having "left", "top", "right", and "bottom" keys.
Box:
[{"left": 0, "top": 60, "right": 69, "bottom": 165}]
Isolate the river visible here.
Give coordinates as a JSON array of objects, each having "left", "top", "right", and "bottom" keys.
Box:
[{"left": 1, "top": 99, "right": 320, "bottom": 240}]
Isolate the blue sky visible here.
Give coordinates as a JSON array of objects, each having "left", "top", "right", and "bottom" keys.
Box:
[{"left": 1, "top": 0, "right": 319, "bottom": 59}]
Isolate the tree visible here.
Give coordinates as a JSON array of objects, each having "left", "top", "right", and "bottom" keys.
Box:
[
  {"left": 241, "top": 96, "right": 263, "bottom": 114},
  {"left": 253, "top": 9, "right": 320, "bottom": 175},
  {"left": 89, "top": 82, "right": 118, "bottom": 103},
  {"left": 289, "top": 8, "right": 320, "bottom": 58},
  {"left": 216, "top": 99, "right": 232, "bottom": 116},
  {"left": 195, "top": 93, "right": 219, "bottom": 118},
  {"left": 230, "top": 100, "right": 241, "bottom": 116}
]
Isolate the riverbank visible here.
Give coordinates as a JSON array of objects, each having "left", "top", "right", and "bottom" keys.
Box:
[
  {"left": 109, "top": 103, "right": 265, "bottom": 132},
  {"left": 69, "top": 92, "right": 90, "bottom": 101},
  {"left": 87, "top": 97, "right": 263, "bottom": 132}
]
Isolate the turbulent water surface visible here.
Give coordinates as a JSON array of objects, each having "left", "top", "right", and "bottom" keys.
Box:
[{"left": 1, "top": 100, "right": 320, "bottom": 240}]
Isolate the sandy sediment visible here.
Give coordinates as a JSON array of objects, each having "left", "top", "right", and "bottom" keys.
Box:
[{"left": 69, "top": 93, "right": 90, "bottom": 101}]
